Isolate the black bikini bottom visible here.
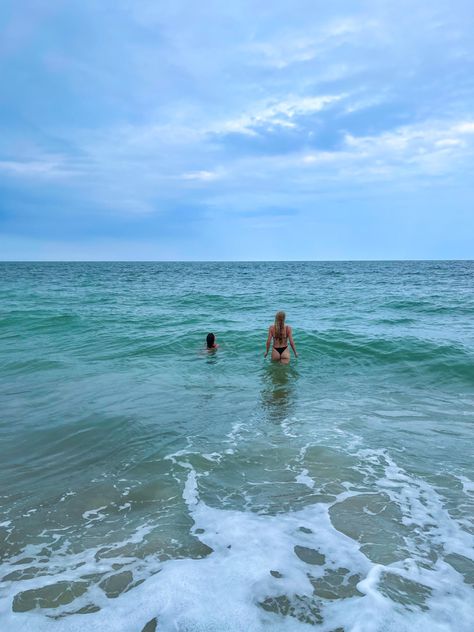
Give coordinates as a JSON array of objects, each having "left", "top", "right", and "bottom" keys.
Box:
[{"left": 274, "top": 346, "right": 288, "bottom": 356}]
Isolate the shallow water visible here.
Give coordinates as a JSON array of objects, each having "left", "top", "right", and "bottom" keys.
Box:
[{"left": 0, "top": 261, "right": 473, "bottom": 631}]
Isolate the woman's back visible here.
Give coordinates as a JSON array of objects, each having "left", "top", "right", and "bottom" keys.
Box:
[
  {"left": 271, "top": 324, "right": 288, "bottom": 345},
  {"left": 265, "top": 311, "right": 298, "bottom": 363}
]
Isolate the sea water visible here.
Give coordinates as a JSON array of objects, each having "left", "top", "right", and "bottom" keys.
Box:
[{"left": 0, "top": 261, "right": 473, "bottom": 631}]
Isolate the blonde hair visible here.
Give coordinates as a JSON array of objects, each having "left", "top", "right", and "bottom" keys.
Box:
[{"left": 274, "top": 311, "right": 286, "bottom": 341}]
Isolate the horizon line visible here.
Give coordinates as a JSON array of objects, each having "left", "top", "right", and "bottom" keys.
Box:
[{"left": 1, "top": 258, "right": 473, "bottom": 264}]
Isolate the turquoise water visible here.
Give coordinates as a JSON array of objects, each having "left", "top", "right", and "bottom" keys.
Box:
[{"left": 0, "top": 261, "right": 473, "bottom": 631}]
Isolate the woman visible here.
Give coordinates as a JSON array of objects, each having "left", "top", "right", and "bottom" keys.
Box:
[
  {"left": 264, "top": 311, "right": 298, "bottom": 363},
  {"left": 206, "top": 332, "right": 219, "bottom": 351}
]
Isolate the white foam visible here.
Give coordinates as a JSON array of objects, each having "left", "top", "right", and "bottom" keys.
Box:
[
  {"left": 59, "top": 492, "right": 76, "bottom": 502},
  {"left": 295, "top": 468, "right": 315, "bottom": 489},
  {"left": 225, "top": 422, "right": 246, "bottom": 447},
  {"left": 202, "top": 452, "right": 223, "bottom": 462},
  {"left": 22, "top": 508, "right": 38, "bottom": 517},
  {"left": 280, "top": 417, "right": 298, "bottom": 437},
  {"left": 182, "top": 469, "right": 199, "bottom": 507},
  {"left": 457, "top": 475, "right": 474, "bottom": 495},
  {"left": 82, "top": 506, "right": 108, "bottom": 521},
  {"left": 1, "top": 455, "right": 474, "bottom": 632},
  {"left": 370, "top": 451, "right": 474, "bottom": 562}
]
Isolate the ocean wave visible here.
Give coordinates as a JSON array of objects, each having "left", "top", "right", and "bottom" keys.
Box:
[
  {"left": 384, "top": 298, "right": 474, "bottom": 315},
  {"left": 301, "top": 330, "right": 474, "bottom": 383}
]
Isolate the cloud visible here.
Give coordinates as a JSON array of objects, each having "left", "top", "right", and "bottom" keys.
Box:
[
  {"left": 0, "top": 156, "right": 72, "bottom": 178},
  {"left": 211, "top": 94, "right": 345, "bottom": 136},
  {"left": 341, "top": 118, "right": 474, "bottom": 166},
  {"left": 181, "top": 170, "right": 222, "bottom": 182},
  {"left": 245, "top": 17, "right": 381, "bottom": 69},
  {"left": 453, "top": 122, "right": 474, "bottom": 134},
  {"left": 196, "top": 116, "right": 474, "bottom": 201},
  {"left": 1, "top": 0, "right": 474, "bottom": 259}
]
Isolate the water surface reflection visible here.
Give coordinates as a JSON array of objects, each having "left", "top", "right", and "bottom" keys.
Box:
[{"left": 259, "top": 362, "right": 299, "bottom": 424}]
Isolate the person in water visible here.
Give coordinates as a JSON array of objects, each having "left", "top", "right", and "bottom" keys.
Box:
[
  {"left": 206, "top": 332, "right": 219, "bottom": 351},
  {"left": 264, "top": 311, "right": 298, "bottom": 363}
]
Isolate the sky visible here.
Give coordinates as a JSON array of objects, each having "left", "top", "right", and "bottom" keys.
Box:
[{"left": 1, "top": 0, "right": 473, "bottom": 261}]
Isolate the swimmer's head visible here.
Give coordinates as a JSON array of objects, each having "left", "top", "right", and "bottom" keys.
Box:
[{"left": 206, "top": 332, "right": 216, "bottom": 348}]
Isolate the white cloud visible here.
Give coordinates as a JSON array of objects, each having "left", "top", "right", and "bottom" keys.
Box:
[
  {"left": 301, "top": 152, "right": 338, "bottom": 165},
  {"left": 297, "top": 118, "right": 474, "bottom": 181},
  {"left": 214, "top": 117, "right": 474, "bottom": 190},
  {"left": 453, "top": 122, "right": 474, "bottom": 134},
  {"left": 342, "top": 119, "right": 474, "bottom": 160},
  {"left": 0, "top": 157, "right": 71, "bottom": 178},
  {"left": 435, "top": 138, "right": 464, "bottom": 148},
  {"left": 247, "top": 17, "right": 380, "bottom": 69},
  {"left": 213, "top": 93, "right": 345, "bottom": 135},
  {"left": 99, "top": 93, "right": 346, "bottom": 147},
  {"left": 181, "top": 170, "right": 221, "bottom": 181}
]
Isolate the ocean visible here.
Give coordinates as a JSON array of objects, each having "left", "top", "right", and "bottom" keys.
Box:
[{"left": 0, "top": 261, "right": 473, "bottom": 631}]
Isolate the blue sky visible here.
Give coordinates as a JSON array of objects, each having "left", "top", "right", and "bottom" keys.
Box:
[{"left": 1, "top": 0, "right": 473, "bottom": 260}]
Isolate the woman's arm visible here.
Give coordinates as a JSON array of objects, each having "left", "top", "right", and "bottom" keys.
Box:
[
  {"left": 264, "top": 326, "right": 273, "bottom": 357},
  {"left": 288, "top": 326, "right": 298, "bottom": 357}
]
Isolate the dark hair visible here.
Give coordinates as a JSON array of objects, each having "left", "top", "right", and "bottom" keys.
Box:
[{"left": 206, "top": 332, "right": 215, "bottom": 348}]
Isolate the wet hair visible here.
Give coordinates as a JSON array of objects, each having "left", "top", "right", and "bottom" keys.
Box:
[
  {"left": 206, "top": 332, "right": 215, "bottom": 348},
  {"left": 274, "top": 311, "right": 286, "bottom": 341}
]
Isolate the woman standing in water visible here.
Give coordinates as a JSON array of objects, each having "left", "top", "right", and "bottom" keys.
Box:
[{"left": 264, "top": 311, "right": 298, "bottom": 363}]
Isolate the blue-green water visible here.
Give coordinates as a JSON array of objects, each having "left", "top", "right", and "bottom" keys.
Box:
[{"left": 0, "top": 261, "right": 473, "bottom": 632}]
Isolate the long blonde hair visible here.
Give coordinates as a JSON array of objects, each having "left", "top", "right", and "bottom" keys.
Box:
[{"left": 274, "top": 311, "right": 286, "bottom": 341}]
